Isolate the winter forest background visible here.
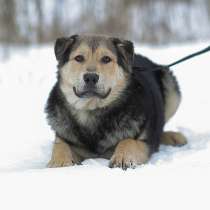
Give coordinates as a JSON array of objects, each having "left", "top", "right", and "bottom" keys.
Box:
[{"left": 0, "top": 0, "right": 210, "bottom": 49}]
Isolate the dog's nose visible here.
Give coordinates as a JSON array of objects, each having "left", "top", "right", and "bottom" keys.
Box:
[{"left": 83, "top": 73, "right": 99, "bottom": 86}]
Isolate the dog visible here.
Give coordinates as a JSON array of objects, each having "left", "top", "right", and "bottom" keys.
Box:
[{"left": 46, "top": 34, "right": 187, "bottom": 170}]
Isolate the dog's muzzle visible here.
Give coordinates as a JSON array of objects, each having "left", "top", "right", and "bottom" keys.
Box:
[
  {"left": 73, "top": 73, "right": 111, "bottom": 99},
  {"left": 73, "top": 86, "right": 111, "bottom": 99},
  {"left": 83, "top": 73, "right": 99, "bottom": 88}
]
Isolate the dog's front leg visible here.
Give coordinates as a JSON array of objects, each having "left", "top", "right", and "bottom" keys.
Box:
[
  {"left": 47, "top": 135, "right": 80, "bottom": 168},
  {"left": 109, "top": 139, "right": 149, "bottom": 170}
]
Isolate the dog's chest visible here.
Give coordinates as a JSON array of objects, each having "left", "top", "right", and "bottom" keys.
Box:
[
  {"left": 73, "top": 109, "right": 145, "bottom": 153},
  {"left": 74, "top": 110, "right": 99, "bottom": 128}
]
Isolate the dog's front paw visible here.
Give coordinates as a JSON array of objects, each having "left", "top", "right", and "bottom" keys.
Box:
[
  {"left": 47, "top": 153, "right": 75, "bottom": 168},
  {"left": 47, "top": 137, "right": 79, "bottom": 168},
  {"left": 161, "top": 131, "right": 187, "bottom": 146},
  {"left": 109, "top": 139, "right": 149, "bottom": 170}
]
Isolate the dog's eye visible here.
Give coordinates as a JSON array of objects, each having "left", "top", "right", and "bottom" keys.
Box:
[
  {"left": 101, "top": 56, "right": 112, "bottom": 64},
  {"left": 74, "top": 55, "right": 85, "bottom": 63}
]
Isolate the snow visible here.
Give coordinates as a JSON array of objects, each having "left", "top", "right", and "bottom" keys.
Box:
[{"left": 0, "top": 42, "right": 210, "bottom": 210}]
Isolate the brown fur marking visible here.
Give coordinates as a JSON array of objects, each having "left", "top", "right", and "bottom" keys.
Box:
[
  {"left": 161, "top": 131, "right": 187, "bottom": 146},
  {"left": 47, "top": 136, "right": 81, "bottom": 168},
  {"left": 109, "top": 139, "right": 149, "bottom": 170}
]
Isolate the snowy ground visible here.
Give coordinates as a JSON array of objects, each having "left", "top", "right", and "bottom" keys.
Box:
[{"left": 0, "top": 42, "right": 210, "bottom": 210}]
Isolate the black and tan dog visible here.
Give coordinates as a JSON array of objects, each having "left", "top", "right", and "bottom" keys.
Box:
[{"left": 46, "top": 34, "right": 187, "bottom": 169}]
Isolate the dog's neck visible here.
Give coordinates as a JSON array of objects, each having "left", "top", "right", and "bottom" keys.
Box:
[{"left": 70, "top": 107, "right": 99, "bottom": 128}]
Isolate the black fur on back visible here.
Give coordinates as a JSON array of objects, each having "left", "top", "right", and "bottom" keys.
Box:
[
  {"left": 132, "top": 67, "right": 164, "bottom": 152},
  {"left": 133, "top": 54, "right": 169, "bottom": 152},
  {"left": 45, "top": 53, "right": 165, "bottom": 155}
]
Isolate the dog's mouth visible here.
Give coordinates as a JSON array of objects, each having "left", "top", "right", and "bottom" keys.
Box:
[{"left": 73, "top": 87, "right": 111, "bottom": 99}]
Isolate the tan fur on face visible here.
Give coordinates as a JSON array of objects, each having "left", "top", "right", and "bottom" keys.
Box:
[
  {"left": 109, "top": 139, "right": 149, "bottom": 170},
  {"left": 60, "top": 41, "right": 128, "bottom": 110},
  {"left": 47, "top": 136, "right": 81, "bottom": 168}
]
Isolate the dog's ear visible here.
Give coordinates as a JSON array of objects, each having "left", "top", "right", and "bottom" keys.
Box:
[
  {"left": 54, "top": 34, "right": 78, "bottom": 61},
  {"left": 111, "top": 38, "right": 134, "bottom": 71}
]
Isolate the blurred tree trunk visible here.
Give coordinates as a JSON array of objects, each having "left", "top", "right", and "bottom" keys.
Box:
[
  {"left": 35, "top": 0, "right": 45, "bottom": 43},
  {"left": 0, "top": 0, "right": 18, "bottom": 44},
  {"left": 207, "top": 0, "right": 210, "bottom": 19},
  {"left": 51, "top": 0, "right": 66, "bottom": 40},
  {"left": 0, "top": 0, "right": 19, "bottom": 58}
]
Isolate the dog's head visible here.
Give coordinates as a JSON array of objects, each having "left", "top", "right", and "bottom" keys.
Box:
[{"left": 55, "top": 34, "right": 134, "bottom": 110}]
